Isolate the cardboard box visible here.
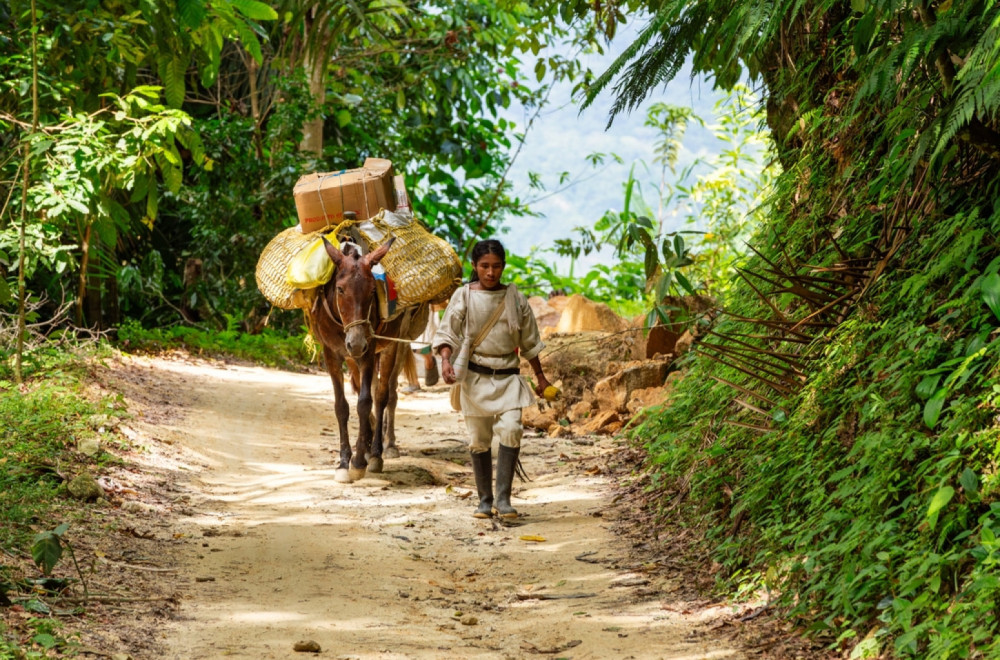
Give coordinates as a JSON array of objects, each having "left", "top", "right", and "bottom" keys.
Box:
[
  {"left": 393, "top": 174, "right": 411, "bottom": 212},
  {"left": 293, "top": 157, "right": 395, "bottom": 233}
]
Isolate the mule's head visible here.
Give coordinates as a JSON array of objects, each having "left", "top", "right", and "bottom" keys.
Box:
[{"left": 323, "top": 236, "right": 395, "bottom": 359}]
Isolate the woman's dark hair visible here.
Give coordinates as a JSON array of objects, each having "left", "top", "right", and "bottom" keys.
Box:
[{"left": 469, "top": 239, "right": 506, "bottom": 282}]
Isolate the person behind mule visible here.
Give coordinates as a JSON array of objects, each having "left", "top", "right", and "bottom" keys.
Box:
[{"left": 434, "top": 239, "right": 552, "bottom": 519}]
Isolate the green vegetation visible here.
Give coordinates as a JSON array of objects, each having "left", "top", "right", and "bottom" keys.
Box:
[
  {"left": 5, "top": 0, "right": 1000, "bottom": 657},
  {"left": 117, "top": 320, "right": 314, "bottom": 369},
  {"left": 1, "top": 0, "right": 608, "bottom": 351},
  {"left": 504, "top": 85, "right": 773, "bottom": 320},
  {"left": 558, "top": 0, "right": 1000, "bottom": 657},
  {"left": 0, "top": 345, "right": 116, "bottom": 551}
]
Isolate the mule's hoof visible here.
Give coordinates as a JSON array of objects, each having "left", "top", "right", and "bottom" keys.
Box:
[
  {"left": 367, "top": 456, "right": 384, "bottom": 473},
  {"left": 334, "top": 469, "right": 352, "bottom": 484},
  {"left": 383, "top": 446, "right": 400, "bottom": 459},
  {"left": 348, "top": 467, "right": 367, "bottom": 482}
]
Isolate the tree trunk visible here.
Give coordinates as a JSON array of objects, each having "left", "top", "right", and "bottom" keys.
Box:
[
  {"left": 76, "top": 225, "right": 116, "bottom": 329},
  {"left": 299, "top": 47, "right": 326, "bottom": 156}
]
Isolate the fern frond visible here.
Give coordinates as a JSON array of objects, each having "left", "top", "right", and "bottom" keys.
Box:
[{"left": 581, "top": 10, "right": 674, "bottom": 113}]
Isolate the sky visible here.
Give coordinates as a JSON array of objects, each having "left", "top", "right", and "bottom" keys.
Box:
[{"left": 497, "top": 21, "right": 729, "bottom": 272}]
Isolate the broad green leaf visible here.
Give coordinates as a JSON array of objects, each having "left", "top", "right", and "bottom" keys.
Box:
[
  {"left": 622, "top": 164, "right": 635, "bottom": 220},
  {"left": 53, "top": 522, "right": 70, "bottom": 536},
  {"left": 29, "top": 137, "right": 53, "bottom": 158},
  {"left": 644, "top": 248, "right": 657, "bottom": 281},
  {"left": 93, "top": 217, "right": 118, "bottom": 246},
  {"left": 31, "top": 531, "right": 64, "bottom": 576},
  {"left": 185, "top": 130, "right": 206, "bottom": 165},
  {"left": 146, "top": 184, "right": 159, "bottom": 221},
  {"left": 853, "top": 11, "right": 877, "bottom": 55},
  {"left": 230, "top": 0, "right": 278, "bottom": 21},
  {"left": 926, "top": 485, "right": 955, "bottom": 530},
  {"left": 178, "top": 0, "right": 206, "bottom": 28},
  {"left": 130, "top": 173, "right": 149, "bottom": 203},
  {"left": 959, "top": 468, "right": 979, "bottom": 495},
  {"left": 916, "top": 374, "right": 941, "bottom": 400},
  {"left": 162, "top": 164, "right": 183, "bottom": 194},
  {"left": 396, "top": 88, "right": 406, "bottom": 111},
  {"left": 982, "top": 272, "right": 1000, "bottom": 322},
  {"left": 33, "top": 634, "right": 58, "bottom": 650},
  {"left": 159, "top": 55, "right": 187, "bottom": 108},
  {"left": 233, "top": 16, "right": 264, "bottom": 62},
  {"left": 335, "top": 109, "right": 352, "bottom": 127},
  {"left": 675, "top": 271, "right": 695, "bottom": 295},
  {"left": 24, "top": 599, "right": 50, "bottom": 614},
  {"left": 200, "top": 31, "right": 222, "bottom": 87},
  {"left": 923, "top": 388, "right": 947, "bottom": 428}
]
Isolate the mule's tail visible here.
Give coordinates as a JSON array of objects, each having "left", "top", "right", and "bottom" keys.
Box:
[{"left": 402, "top": 348, "right": 419, "bottom": 389}]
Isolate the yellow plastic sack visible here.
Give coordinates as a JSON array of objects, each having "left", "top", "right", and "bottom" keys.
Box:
[{"left": 286, "top": 230, "right": 340, "bottom": 289}]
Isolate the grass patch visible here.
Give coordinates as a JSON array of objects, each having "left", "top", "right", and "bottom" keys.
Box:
[
  {"left": 0, "top": 343, "right": 118, "bottom": 552},
  {"left": 0, "top": 341, "right": 125, "bottom": 656},
  {"left": 116, "top": 320, "right": 314, "bottom": 369}
]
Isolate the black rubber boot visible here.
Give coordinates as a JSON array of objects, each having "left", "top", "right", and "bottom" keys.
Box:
[
  {"left": 470, "top": 449, "right": 493, "bottom": 518},
  {"left": 493, "top": 444, "right": 519, "bottom": 519}
]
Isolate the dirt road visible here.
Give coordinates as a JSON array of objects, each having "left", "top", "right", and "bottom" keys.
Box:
[{"left": 119, "top": 355, "right": 745, "bottom": 659}]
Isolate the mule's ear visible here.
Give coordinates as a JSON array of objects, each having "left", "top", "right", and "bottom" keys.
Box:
[
  {"left": 322, "top": 236, "right": 343, "bottom": 268},
  {"left": 365, "top": 236, "right": 396, "bottom": 267}
]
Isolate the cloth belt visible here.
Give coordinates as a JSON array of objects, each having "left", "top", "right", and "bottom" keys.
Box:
[{"left": 468, "top": 361, "right": 520, "bottom": 377}]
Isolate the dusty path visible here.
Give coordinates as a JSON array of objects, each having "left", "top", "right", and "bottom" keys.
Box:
[{"left": 123, "top": 356, "right": 745, "bottom": 659}]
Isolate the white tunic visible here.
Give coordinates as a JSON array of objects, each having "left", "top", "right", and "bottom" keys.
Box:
[{"left": 433, "top": 284, "right": 545, "bottom": 417}]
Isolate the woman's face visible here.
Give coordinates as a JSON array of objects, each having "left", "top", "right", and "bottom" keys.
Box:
[{"left": 474, "top": 253, "right": 505, "bottom": 289}]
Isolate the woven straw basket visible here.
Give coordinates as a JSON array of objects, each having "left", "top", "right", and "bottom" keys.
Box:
[
  {"left": 255, "top": 227, "right": 324, "bottom": 310},
  {"left": 359, "top": 210, "right": 462, "bottom": 305},
  {"left": 256, "top": 211, "right": 462, "bottom": 310}
]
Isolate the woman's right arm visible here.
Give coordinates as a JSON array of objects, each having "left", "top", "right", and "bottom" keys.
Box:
[
  {"left": 438, "top": 345, "right": 455, "bottom": 384},
  {"left": 431, "top": 287, "right": 465, "bottom": 384}
]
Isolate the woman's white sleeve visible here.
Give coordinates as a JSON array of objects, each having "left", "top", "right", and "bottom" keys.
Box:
[
  {"left": 517, "top": 291, "right": 545, "bottom": 361},
  {"left": 432, "top": 288, "right": 465, "bottom": 355}
]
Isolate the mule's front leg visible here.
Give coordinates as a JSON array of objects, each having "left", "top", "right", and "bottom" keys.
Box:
[
  {"left": 325, "top": 348, "right": 353, "bottom": 484},
  {"left": 350, "top": 360, "right": 375, "bottom": 481}
]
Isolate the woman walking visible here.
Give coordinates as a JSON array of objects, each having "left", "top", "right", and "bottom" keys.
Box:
[{"left": 433, "top": 240, "right": 552, "bottom": 519}]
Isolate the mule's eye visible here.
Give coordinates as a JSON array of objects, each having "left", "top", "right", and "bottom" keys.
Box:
[{"left": 336, "top": 286, "right": 344, "bottom": 295}]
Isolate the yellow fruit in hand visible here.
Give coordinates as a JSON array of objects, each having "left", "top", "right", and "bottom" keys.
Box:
[{"left": 543, "top": 385, "right": 559, "bottom": 401}]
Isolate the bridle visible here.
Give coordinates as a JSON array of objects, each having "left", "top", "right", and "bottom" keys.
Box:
[
  {"left": 314, "top": 241, "right": 420, "bottom": 347},
  {"left": 318, "top": 271, "right": 377, "bottom": 338},
  {"left": 338, "top": 292, "right": 376, "bottom": 335}
]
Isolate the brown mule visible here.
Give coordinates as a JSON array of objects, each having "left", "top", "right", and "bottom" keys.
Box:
[{"left": 308, "top": 238, "right": 428, "bottom": 482}]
